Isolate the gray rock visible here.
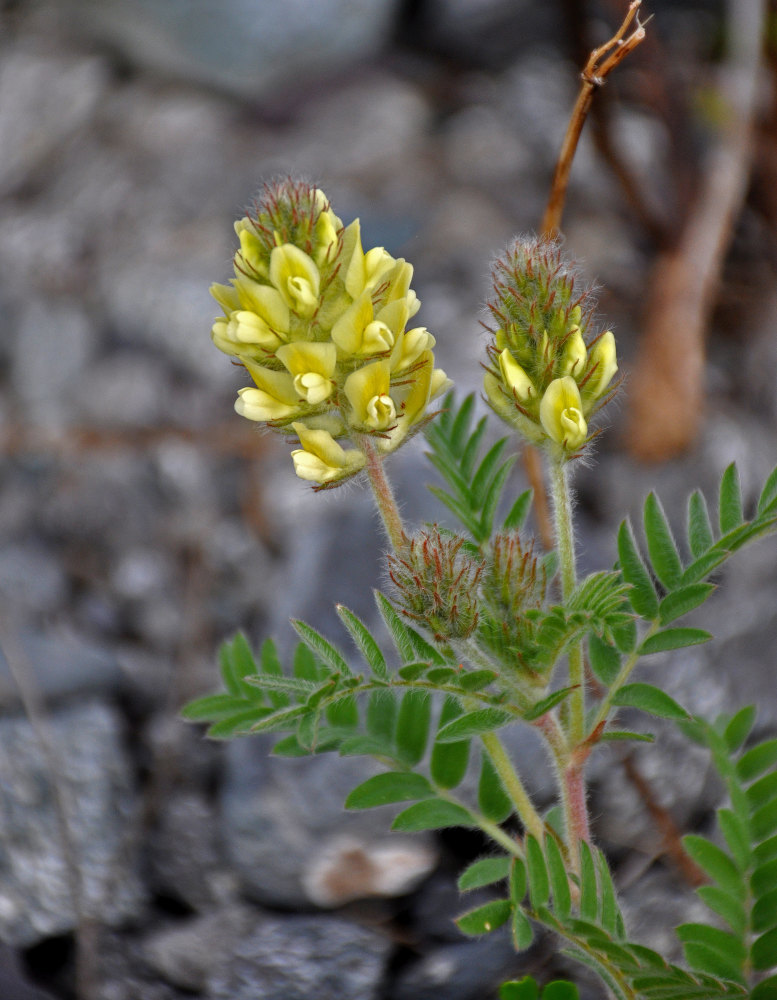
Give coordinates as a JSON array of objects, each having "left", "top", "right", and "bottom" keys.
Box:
[
  {"left": 389, "top": 930, "right": 523, "bottom": 1000},
  {"left": 147, "top": 791, "right": 234, "bottom": 913},
  {"left": 143, "top": 904, "right": 256, "bottom": 993},
  {"left": 0, "top": 700, "right": 144, "bottom": 946},
  {"left": 51, "top": 0, "right": 400, "bottom": 100},
  {"left": 206, "top": 913, "right": 391, "bottom": 1000},
  {"left": 618, "top": 864, "right": 710, "bottom": 964},
  {"left": 220, "top": 738, "right": 437, "bottom": 908},
  {"left": 0, "top": 632, "right": 123, "bottom": 710}
]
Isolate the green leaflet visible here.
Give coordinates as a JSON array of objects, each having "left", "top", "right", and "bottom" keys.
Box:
[
  {"left": 458, "top": 856, "right": 511, "bottom": 892},
  {"left": 391, "top": 799, "right": 477, "bottom": 832},
  {"left": 612, "top": 683, "right": 689, "bottom": 721},
  {"left": 643, "top": 493, "right": 684, "bottom": 591},
  {"left": 395, "top": 690, "right": 432, "bottom": 765},
  {"left": 436, "top": 708, "right": 514, "bottom": 743},
  {"left": 617, "top": 519, "right": 659, "bottom": 619},
  {"left": 718, "top": 463, "right": 744, "bottom": 535},
  {"left": 456, "top": 899, "right": 512, "bottom": 936},
  {"left": 344, "top": 771, "right": 433, "bottom": 809}
]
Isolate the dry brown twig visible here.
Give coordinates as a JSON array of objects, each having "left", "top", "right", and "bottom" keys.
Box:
[
  {"left": 525, "top": 1, "right": 648, "bottom": 549},
  {"left": 626, "top": 0, "right": 768, "bottom": 460}
]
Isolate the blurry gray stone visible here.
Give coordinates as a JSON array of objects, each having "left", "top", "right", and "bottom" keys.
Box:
[
  {"left": 389, "top": 930, "right": 522, "bottom": 1000},
  {"left": 0, "top": 632, "right": 123, "bottom": 709},
  {"left": 442, "top": 104, "right": 529, "bottom": 184},
  {"left": 618, "top": 865, "right": 710, "bottom": 963},
  {"left": 221, "top": 739, "right": 437, "bottom": 908},
  {"left": 0, "top": 943, "right": 58, "bottom": 1000},
  {"left": 98, "top": 929, "right": 192, "bottom": 1000},
  {"left": 0, "top": 543, "right": 67, "bottom": 616},
  {"left": 0, "top": 45, "right": 107, "bottom": 195},
  {"left": 52, "top": 0, "right": 400, "bottom": 100},
  {"left": 0, "top": 701, "right": 144, "bottom": 946},
  {"left": 206, "top": 913, "right": 391, "bottom": 1000},
  {"left": 143, "top": 904, "right": 256, "bottom": 993},
  {"left": 11, "top": 302, "right": 97, "bottom": 427},
  {"left": 73, "top": 352, "right": 172, "bottom": 429},
  {"left": 148, "top": 791, "right": 234, "bottom": 913}
]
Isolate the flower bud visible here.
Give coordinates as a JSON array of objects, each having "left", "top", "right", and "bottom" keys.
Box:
[
  {"left": 210, "top": 180, "right": 449, "bottom": 487},
  {"left": 388, "top": 528, "right": 483, "bottom": 641},
  {"left": 483, "top": 235, "right": 617, "bottom": 457}
]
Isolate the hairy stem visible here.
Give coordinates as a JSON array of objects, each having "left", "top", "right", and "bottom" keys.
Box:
[
  {"left": 480, "top": 732, "right": 546, "bottom": 843},
  {"left": 361, "top": 438, "right": 406, "bottom": 552}
]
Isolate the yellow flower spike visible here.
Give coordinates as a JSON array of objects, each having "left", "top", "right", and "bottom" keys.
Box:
[
  {"left": 344, "top": 360, "right": 396, "bottom": 431},
  {"left": 212, "top": 310, "right": 284, "bottom": 356},
  {"left": 235, "top": 361, "right": 300, "bottom": 422},
  {"left": 390, "top": 326, "right": 436, "bottom": 372},
  {"left": 539, "top": 376, "right": 588, "bottom": 451},
  {"left": 483, "top": 372, "right": 546, "bottom": 444},
  {"left": 235, "top": 222, "right": 269, "bottom": 279},
  {"left": 343, "top": 221, "right": 395, "bottom": 299},
  {"left": 498, "top": 348, "right": 535, "bottom": 402},
  {"left": 332, "top": 292, "right": 398, "bottom": 357},
  {"left": 581, "top": 331, "right": 618, "bottom": 413},
  {"left": 559, "top": 326, "right": 587, "bottom": 378},
  {"left": 290, "top": 421, "right": 366, "bottom": 485},
  {"left": 269, "top": 244, "right": 321, "bottom": 317},
  {"left": 276, "top": 342, "right": 337, "bottom": 406}
]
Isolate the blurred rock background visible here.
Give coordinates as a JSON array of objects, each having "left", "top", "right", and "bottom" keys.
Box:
[{"left": 0, "top": 0, "right": 776, "bottom": 997}]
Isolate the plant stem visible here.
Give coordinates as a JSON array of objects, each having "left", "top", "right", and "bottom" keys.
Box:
[
  {"left": 481, "top": 732, "right": 546, "bottom": 843},
  {"left": 548, "top": 455, "right": 591, "bottom": 866},
  {"left": 361, "top": 438, "right": 406, "bottom": 552},
  {"left": 549, "top": 456, "right": 584, "bottom": 743}
]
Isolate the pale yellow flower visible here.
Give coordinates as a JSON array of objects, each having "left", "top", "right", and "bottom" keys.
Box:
[
  {"left": 276, "top": 342, "right": 337, "bottom": 406},
  {"left": 269, "top": 244, "right": 321, "bottom": 317},
  {"left": 498, "top": 348, "right": 535, "bottom": 402},
  {"left": 236, "top": 361, "right": 300, "bottom": 422},
  {"left": 539, "top": 377, "right": 588, "bottom": 450},
  {"left": 581, "top": 331, "right": 617, "bottom": 413},
  {"left": 290, "top": 421, "right": 366, "bottom": 484}
]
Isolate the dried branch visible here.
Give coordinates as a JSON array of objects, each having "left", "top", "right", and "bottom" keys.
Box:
[
  {"left": 541, "top": 0, "right": 648, "bottom": 238},
  {"left": 626, "top": 0, "right": 767, "bottom": 460}
]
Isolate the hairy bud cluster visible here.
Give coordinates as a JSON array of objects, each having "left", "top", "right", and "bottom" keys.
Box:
[
  {"left": 483, "top": 236, "right": 618, "bottom": 457},
  {"left": 480, "top": 533, "right": 547, "bottom": 669},
  {"left": 211, "top": 179, "right": 450, "bottom": 486},
  {"left": 388, "top": 529, "right": 483, "bottom": 641}
]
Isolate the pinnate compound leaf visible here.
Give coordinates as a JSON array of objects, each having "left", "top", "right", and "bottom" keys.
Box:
[
  {"left": 683, "top": 835, "right": 742, "bottom": 894},
  {"left": 391, "top": 798, "right": 476, "bottom": 832},
  {"left": 458, "top": 856, "right": 511, "bottom": 892},
  {"left": 758, "top": 465, "right": 777, "bottom": 516},
  {"left": 751, "top": 974, "right": 777, "bottom": 1000},
  {"left": 436, "top": 708, "right": 514, "bottom": 743},
  {"left": 737, "top": 739, "right": 777, "bottom": 783},
  {"left": 658, "top": 584, "right": 715, "bottom": 625},
  {"left": 395, "top": 690, "right": 431, "bottom": 766},
  {"left": 644, "top": 493, "right": 684, "bottom": 590},
  {"left": 718, "top": 463, "right": 744, "bottom": 535},
  {"left": 617, "top": 520, "right": 658, "bottom": 619},
  {"left": 478, "top": 753, "right": 513, "bottom": 823},
  {"left": 336, "top": 605, "right": 388, "bottom": 680},
  {"left": 687, "top": 490, "right": 715, "bottom": 558},
  {"left": 524, "top": 686, "right": 577, "bottom": 722},
  {"left": 723, "top": 705, "right": 757, "bottom": 754},
  {"left": 511, "top": 907, "right": 534, "bottom": 951},
  {"left": 290, "top": 620, "right": 351, "bottom": 675},
  {"left": 612, "top": 683, "right": 689, "bottom": 721},
  {"left": 430, "top": 696, "right": 470, "bottom": 790},
  {"left": 588, "top": 634, "right": 620, "bottom": 686},
  {"left": 456, "top": 899, "right": 512, "bottom": 936},
  {"left": 544, "top": 835, "right": 571, "bottom": 919},
  {"left": 639, "top": 627, "right": 712, "bottom": 655},
  {"left": 503, "top": 489, "right": 533, "bottom": 531},
  {"left": 526, "top": 836, "right": 550, "bottom": 908},
  {"left": 499, "top": 977, "right": 539, "bottom": 1000},
  {"left": 345, "top": 772, "right": 433, "bottom": 809}
]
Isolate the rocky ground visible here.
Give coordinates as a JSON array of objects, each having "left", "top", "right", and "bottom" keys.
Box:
[{"left": 1, "top": 0, "right": 776, "bottom": 997}]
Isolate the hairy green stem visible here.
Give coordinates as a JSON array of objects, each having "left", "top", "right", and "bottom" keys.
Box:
[
  {"left": 362, "top": 438, "right": 406, "bottom": 552},
  {"left": 588, "top": 620, "right": 660, "bottom": 736},
  {"left": 480, "top": 732, "right": 546, "bottom": 843},
  {"left": 549, "top": 456, "right": 584, "bottom": 739},
  {"left": 548, "top": 456, "right": 591, "bottom": 866}
]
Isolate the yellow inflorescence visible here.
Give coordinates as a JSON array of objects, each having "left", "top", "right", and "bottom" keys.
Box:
[
  {"left": 483, "top": 236, "right": 618, "bottom": 457},
  {"left": 211, "top": 180, "right": 450, "bottom": 486}
]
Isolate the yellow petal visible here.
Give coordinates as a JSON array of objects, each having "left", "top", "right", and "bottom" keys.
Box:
[
  {"left": 581, "top": 331, "right": 618, "bottom": 412},
  {"left": 498, "top": 348, "right": 535, "bottom": 402},
  {"left": 269, "top": 244, "right": 321, "bottom": 317},
  {"left": 344, "top": 360, "right": 392, "bottom": 428},
  {"left": 290, "top": 421, "right": 366, "bottom": 484},
  {"left": 276, "top": 342, "right": 337, "bottom": 405},
  {"left": 331, "top": 292, "right": 375, "bottom": 356},
  {"left": 539, "top": 376, "right": 587, "bottom": 450},
  {"left": 559, "top": 326, "right": 587, "bottom": 378}
]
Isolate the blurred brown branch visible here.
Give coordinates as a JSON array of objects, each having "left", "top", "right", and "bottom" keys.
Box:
[{"left": 625, "top": 0, "right": 768, "bottom": 460}]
